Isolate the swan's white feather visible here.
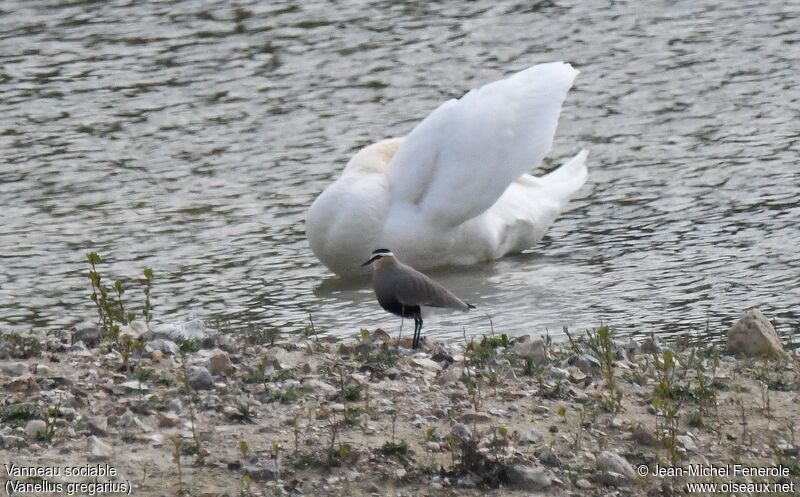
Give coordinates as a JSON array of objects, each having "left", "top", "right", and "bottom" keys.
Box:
[
  {"left": 387, "top": 62, "right": 578, "bottom": 228},
  {"left": 305, "top": 62, "right": 588, "bottom": 277}
]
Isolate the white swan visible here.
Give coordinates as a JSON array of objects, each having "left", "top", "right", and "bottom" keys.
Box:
[{"left": 306, "top": 61, "right": 588, "bottom": 277}]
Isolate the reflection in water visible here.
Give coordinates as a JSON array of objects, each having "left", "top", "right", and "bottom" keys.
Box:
[{"left": 1, "top": 0, "right": 798, "bottom": 345}]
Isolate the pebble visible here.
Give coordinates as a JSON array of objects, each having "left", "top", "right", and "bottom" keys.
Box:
[
  {"left": 451, "top": 423, "right": 473, "bottom": 443},
  {"left": 87, "top": 417, "right": 109, "bottom": 436},
  {"left": 87, "top": 436, "right": 112, "bottom": 461},
  {"left": 73, "top": 326, "right": 101, "bottom": 348},
  {"left": 524, "top": 428, "right": 545, "bottom": 444},
  {"left": 508, "top": 465, "right": 551, "bottom": 489},
  {"left": 245, "top": 460, "right": 280, "bottom": 481},
  {"left": 632, "top": 424, "right": 660, "bottom": 446},
  {"left": 167, "top": 398, "right": 183, "bottom": 413},
  {"left": 458, "top": 411, "right": 493, "bottom": 424},
  {"left": 1, "top": 362, "right": 28, "bottom": 376},
  {"left": 207, "top": 350, "right": 233, "bottom": 376},
  {"left": 145, "top": 339, "right": 180, "bottom": 356},
  {"left": 511, "top": 335, "right": 548, "bottom": 364},
  {"left": 412, "top": 357, "right": 442, "bottom": 372},
  {"left": 25, "top": 420, "right": 47, "bottom": 438},
  {"left": 187, "top": 367, "right": 214, "bottom": 390},
  {"left": 596, "top": 450, "right": 635, "bottom": 480},
  {"left": 594, "top": 470, "right": 629, "bottom": 487}
]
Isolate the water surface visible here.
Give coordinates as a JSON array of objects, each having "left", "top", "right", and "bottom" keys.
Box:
[{"left": 1, "top": 0, "right": 798, "bottom": 344}]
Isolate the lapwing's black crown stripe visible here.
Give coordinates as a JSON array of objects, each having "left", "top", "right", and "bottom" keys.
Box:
[{"left": 372, "top": 248, "right": 392, "bottom": 255}]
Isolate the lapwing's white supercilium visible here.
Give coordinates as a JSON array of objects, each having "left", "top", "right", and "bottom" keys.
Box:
[
  {"left": 306, "top": 61, "right": 589, "bottom": 277},
  {"left": 362, "top": 249, "right": 475, "bottom": 349}
]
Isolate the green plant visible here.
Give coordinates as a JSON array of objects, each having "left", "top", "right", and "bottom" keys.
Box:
[
  {"left": 275, "top": 385, "right": 304, "bottom": 404},
  {"left": 85, "top": 252, "right": 154, "bottom": 339},
  {"left": 379, "top": 439, "right": 414, "bottom": 459},
  {"left": 0, "top": 332, "right": 43, "bottom": 358},
  {"left": 142, "top": 268, "right": 153, "bottom": 323},
  {"left": 0, "top": 404, "right": 37, "bottom": 425},
  {"left": 585, "top": 325, "right": 622, "bottom": 412},
  {"left": 652, "top": 349, "right": 682, "bottom": 465}
]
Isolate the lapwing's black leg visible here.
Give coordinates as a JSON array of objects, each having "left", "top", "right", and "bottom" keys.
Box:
[{"left": 412, "top": 317, "right": 424, "bottom": 349}]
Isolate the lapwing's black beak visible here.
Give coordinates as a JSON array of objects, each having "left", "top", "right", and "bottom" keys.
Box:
[{"left": 361, "top": 258, "right": 373, "bottom": 267}]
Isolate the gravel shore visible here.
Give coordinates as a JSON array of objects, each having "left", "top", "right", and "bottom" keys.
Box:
[{"left": 1, "top": 320, "right": 798, "bottom": 496}]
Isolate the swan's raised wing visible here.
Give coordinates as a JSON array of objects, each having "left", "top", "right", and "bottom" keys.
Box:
[{"left": 387, "top": 62, "right": 578, "bottom": 228}]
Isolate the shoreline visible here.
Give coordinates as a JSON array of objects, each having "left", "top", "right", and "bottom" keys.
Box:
[{"left": 0, "top": 321, "right": 798, "bottom": 496}]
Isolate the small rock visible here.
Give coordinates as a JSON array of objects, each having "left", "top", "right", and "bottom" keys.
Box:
[
  {"left": 118, "top": 320, "right": 148, "bottom": 341},
  {"left": 458, "top": 411, "right": 493, "bottom": 424},
  {"left": 412, "top": 357, "right": 442, "bottom": 372},
  {"left": 167, "top": 398, "right": 183, "bottom": 413},
  {"left": 1, "top": 362, "right": 28, "bottom": 376},
  {"left": 532, "top": 405, "right": 549, "bottom": 414},
  {"left": 456, "top": 475, "right": 476, "bottom": 488},
  {"left": 157, "top": 413, "right": 180, "bottom": 428},
  {"left": 73, "top": 326, "right": 101, "bottom": 348},
  {"left": 363, "top": 481, "right": 381, "bottom": 493},
  {"left": 595, "top": 470, "right": 629, "bottom": 487},
  {"left": 596, "top": 450, "right": 635, "bottom": 480},
  {"left": 777, "top": 441, "right": 798, "bottom": 457},
  {"left": 569, "top": 354, "right": 602, "bottom": 375},
  {"left": 118, "top": 380, "right": 149, "bottom": 393},
  {"left": 304, "top": 378, "right": 338, "bottom": 396},
  {"left": 677, "top": 434, "right": 699, "bottom": 453},
  {"left": 575, "top": 477, "right": 592, "bottom": 489},
  {"left": 1, "top": 435, "right": 27, "bottom": 449},
  {"left": 87, "top": 435, "right": 112, "bottom": 461},
  {"left": 245, "top": 460, "right": 280, "bottom": 481},
  {"left": 383, "top": 367, "right": 402, "bottom": 380},
  {"left": 508, "top": 465, "right": 551, "bottom": 490},
  {"left": 370, "top": 328, "right": 392, "bottom": 343},
  {"left": 727, "top": 308, "right": 784, "bottom": 357},
  {"left": 395, "top": 467, "right": 406, "bottom": 479},
  {"left": 568, "top": 369, "right": 588, "bottom": 383},
  {"left": 187, "top": 367, "right": 214, "bottom": 390},
  {"left": 87, "top": 417, "right": 108, "bottom": 436},
  {"left": 25, "top": 420, "right": 47, "bottom": 438},
  {"left": 632, "top": 424, "right": 660, "bottom": 447},
  {"left": 639, "top": 335, "right": 660, "bottom": 354},
  {"left": 548, "top": 366, "right": 568, "bottom": 379},
  {"left": 145, "top": 339, "right": 180, "bottom": 356},
  {"left": 451, "top": 423, "right": 473, "bottom": 443},
  {"left": 511, "top": 335, "right": 548, "bottom": 364},
  {"left": 151, "top": 318, "right": 209, "bottom": 341},
  {"left": 524, "top": 428, "right": 545, "bottom": 444},
  {"left": 4, "top": 374, "right": 36, "bottom": 392},
  {"left": 35, "top": 364, "right": 52, "bottom": 376},
  {"left": 436, "top": 366, "right": 462, "bottom": 385},
  {"left": 207, "top": 350, "right": 233, "bottom": 376},
  {"left": 430, "top": 349, "right": 454, "bottom": 364}
]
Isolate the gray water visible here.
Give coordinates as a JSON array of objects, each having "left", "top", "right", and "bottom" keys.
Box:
[{"left": 2, "top": 0, "right": 798, "bottom": 344}]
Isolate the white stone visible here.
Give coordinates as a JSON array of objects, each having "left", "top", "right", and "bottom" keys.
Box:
[
  {"left": 87, "top": 435, "right": 112, "bottom": 461},
  {"left": 412, "top": 357, "right": 442, "bottom": 372},
  {"left": 596, "top": 450, "right": 635, "bottom": 480},
  {"left": 511, "top": 335, "right": 548, "bottom": 364},
  {"left": 727, "top": 308, "right": 783, "bottom": 357},
  {"left": 25, "top": 420, "right": 47, "bottom": 438}
]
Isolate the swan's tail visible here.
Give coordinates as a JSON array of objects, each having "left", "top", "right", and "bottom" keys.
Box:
[{"left": 534, "top": 149, "right": 589, "bottom": 203}]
